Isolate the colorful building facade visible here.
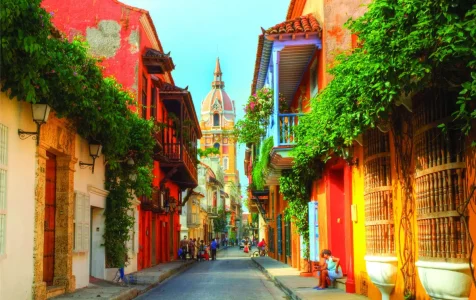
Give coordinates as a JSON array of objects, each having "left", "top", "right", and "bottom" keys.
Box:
[
  {"left": 0, "top": 0, "right": 202, "bottom": 298},
  {"left": 245, "top": 0, "right": 476, "bottom": 299}
]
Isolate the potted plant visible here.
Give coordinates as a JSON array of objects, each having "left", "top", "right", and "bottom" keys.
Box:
[{"left": 300, "top": 243, "right": 314, "bottom": 277}]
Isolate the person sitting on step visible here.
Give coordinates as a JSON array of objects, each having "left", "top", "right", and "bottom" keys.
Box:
[{"left": 314, "top": 249, "right": 343, "bottom": 290}]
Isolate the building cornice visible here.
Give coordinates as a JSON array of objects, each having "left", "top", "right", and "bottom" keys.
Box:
[{"left": 87, "top": 185, "right": 109, "bottom": 197}]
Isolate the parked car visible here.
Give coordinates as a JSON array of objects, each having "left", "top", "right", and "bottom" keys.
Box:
[{"left": 239, "top": 239, "right": 245, "bottom": 249}]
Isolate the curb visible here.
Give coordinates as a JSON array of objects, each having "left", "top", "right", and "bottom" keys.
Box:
[
  {"left": 251, "top": 258, "right": 301, "bottom": 300},
  {"left": 111, "top": 288, "right": 139, "bottom": 300}
]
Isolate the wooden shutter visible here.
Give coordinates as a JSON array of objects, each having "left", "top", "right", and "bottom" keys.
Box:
[
  {"left": 82, "top": 194, "right": 90, "bottom": 252},
  {"left": 74, "top": 191, "right": 90, "bottom": 252}
]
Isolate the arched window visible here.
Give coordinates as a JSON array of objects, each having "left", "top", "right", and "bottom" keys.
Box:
[
  {"left": 223, "top": 157, "right": 229, "bottom": 170},
  {"left": 213, "top": 143, "right": 220, "bottom": 150},
  {"left": 213, "top": 113, "right": 220, "bottom": 126}
]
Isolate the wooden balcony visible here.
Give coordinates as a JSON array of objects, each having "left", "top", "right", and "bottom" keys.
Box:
[
  {"left": 207, "top": 205, "right": 218, "bottom": 218},
  {"left": 187, "top": 212, "right": 200, "bottom": 228},
  {"left": 140, "top": 188, "right": 160, "bottom": 212},
  {"left": 157, "top": 81, "right": 202, "bottom": 189}
]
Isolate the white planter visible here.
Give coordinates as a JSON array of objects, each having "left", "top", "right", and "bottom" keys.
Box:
[
  {"left": 416, "top": 260, "right": 472, "bottom": 300},
  {"left": 365, "top": 255, "right": 398, "bottom": 300}
]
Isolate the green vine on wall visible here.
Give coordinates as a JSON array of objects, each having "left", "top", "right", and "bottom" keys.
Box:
[
  {"left": 1, "top": 0, "right": 156, "bottom": 268},
  {"left": 251, "top": 137, "right": 274, "bottom": 190}
]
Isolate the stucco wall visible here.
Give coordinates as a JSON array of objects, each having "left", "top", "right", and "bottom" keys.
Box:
[
  {"left": 0, "top": 95, "right": 37, "bottom": 300},
  {"left": 72, "top": 135, "right": 107, "bottom": 288}
]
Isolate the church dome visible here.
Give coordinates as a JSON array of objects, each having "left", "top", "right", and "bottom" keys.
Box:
[{"left": 201, "top": 58, "right": 235, "bottom": 116}]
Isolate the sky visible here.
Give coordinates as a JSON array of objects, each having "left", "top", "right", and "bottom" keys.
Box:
[{"left": 122, "top": 0, "right": 290, "bottom": 211}]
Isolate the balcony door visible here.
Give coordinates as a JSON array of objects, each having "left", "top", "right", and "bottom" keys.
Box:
[{"left": 44, "top": 152, "right": 56, "bottom": 286}]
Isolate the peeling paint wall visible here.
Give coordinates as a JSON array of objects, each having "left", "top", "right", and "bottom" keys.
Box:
[
  {"left": 86, "top": 20, "right": 121, "bottom": 58},
  {"left": 42, "top": 0, "right": 148, "bottom": 93},
  {"left": 128, "top": 29, "right": 140, "bottom": 54}
]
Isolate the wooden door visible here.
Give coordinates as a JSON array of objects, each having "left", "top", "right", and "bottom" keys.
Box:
[{"left": 44, "top": 152, "right": 56, "bottom": 286}]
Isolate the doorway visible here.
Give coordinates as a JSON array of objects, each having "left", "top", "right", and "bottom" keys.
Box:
[
  {"left": 43, "top": 152, "right": 56, "bottom": 286},
  {"left": 151, "top": 214, "right": 157, "bottom": 265},
  {"left": 328, "top": 168, "right": 347, "bottom": 274}
]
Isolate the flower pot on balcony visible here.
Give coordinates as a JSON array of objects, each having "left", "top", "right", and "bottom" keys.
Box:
[
  {"left": 365, "top": 255, "right": 398, "bottom": 300},
  {"left": 415, "top": 260, "right": 472, "bottom": 300}
]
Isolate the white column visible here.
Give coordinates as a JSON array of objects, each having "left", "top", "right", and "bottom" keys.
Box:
[{"left": 272, "top": 48, "right": 282, "bottom": 146}]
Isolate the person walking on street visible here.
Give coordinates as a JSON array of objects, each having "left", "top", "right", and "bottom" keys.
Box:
[{"left": 210, "top": 238, "right": 218, "bottom": 261}]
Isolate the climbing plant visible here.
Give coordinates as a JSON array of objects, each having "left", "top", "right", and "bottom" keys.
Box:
[
  {"left": 213, "top": 206, "right": 228, "bottom": 234},
  {"left": 1, "top": 0, "right": 156, "bottom": 268},
  {"left": 251, "top": 137, "right": 274, "bottom": 190},
  {"left": 234, "top": 88, "right": 276, "bottom": 144}
]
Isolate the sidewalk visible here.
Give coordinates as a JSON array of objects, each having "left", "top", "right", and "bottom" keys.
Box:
[
  {"left": 252, "top": 257, "right": 367, "bottom": 300},
  {"left": 53, "top": 260, "right": 195, "bottom": 300}
]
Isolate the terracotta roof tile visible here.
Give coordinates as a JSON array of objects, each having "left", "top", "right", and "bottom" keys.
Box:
[
  {"left": 265, "top": 14, "right": 321, "bottom": 35},
  {"left": 159, "top": 81, "right": 188, "bottom": 93}
]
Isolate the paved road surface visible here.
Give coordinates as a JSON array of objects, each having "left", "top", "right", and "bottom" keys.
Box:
[{"left": 137, "top": 246, "right": 288, "bottom": 300}]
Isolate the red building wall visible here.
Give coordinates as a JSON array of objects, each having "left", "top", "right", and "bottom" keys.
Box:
[{"left": 42, "top": 0, "right": 181, "bottom": 271}]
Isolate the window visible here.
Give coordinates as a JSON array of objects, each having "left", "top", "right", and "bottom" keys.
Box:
[
  {"left": 222, "top": 145, "right": 229, "bottom": 154},
  {"left": 213, "top": 143, "right": 220, "bottom": 150},
  {"left": 0, "top": 124, "right": 7, "bottom": 255},
  {"left": 74, "top": 191, "right": 90, "bottom": 252},
  {"left": 310, "top": 60, "right": 318, "bottom": 97},
  {"left": 277, "top": 214, "right": 282, "bottom": 255},
  {"left": 151, "top": 87, "right": 157, "bottom": 121},
  {"left": 141, "top": 74, "right": 148, "bottom": 119},
  {"left": 223, "top": 157, "right": 229, "bottom": 170},
  {"left": 213, "top": 113, "right": 220, "bottom": 126}
]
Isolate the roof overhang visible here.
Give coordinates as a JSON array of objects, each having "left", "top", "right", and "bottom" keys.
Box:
[
  {"left": 251, "top": 14, "right": 322, "bottom": 100},
  {"left": 142, "top": 48, "right": 175, "bottom": 74}
]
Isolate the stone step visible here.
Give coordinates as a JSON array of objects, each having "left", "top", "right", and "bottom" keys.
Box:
[
  {"left": 335, "top": 276, "right": 347, "bottom": 291},
  {"left": 46, "top": 285, "right": 65, "bottom": 299}
]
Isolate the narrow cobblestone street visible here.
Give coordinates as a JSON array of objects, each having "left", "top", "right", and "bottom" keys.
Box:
[{"left": 137, "top": 247, "right": 288, "bottom": 300}]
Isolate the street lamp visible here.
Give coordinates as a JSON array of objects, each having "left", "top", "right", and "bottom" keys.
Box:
[
  {"left": 79, "top": 141, "right": 102, "bottom": 173},
  {"left": 18, "top": 103, "right": 52, "bottom": 145}
]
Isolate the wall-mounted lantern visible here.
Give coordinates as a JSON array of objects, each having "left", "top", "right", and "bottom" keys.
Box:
[
  {"left": 18, "top": 103, "right": 51, "bottom": 145},
  {"left": 79, "top": 141, "right": 102, "bottom": 174},
  {"left": 343, "top": 145, "right": 359, "bottom": 167},
  {"left": 169, "top": 197, "right": 177, "bottom": 213}
]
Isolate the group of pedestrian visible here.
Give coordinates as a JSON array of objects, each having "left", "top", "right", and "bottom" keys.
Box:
[{"left": 179, "top": 235, "right": 219, "bottom": 262}]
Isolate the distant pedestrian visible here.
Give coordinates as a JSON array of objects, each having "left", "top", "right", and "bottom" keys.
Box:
[
  {"left": 180, "top": 235, "right": 188, "bottom": 260},
  {"left": 210, "top": 238, "right": 218, "bottom": 260},
  {"left": 189, "top": 238, "right": 196, "bottom": 260}
]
